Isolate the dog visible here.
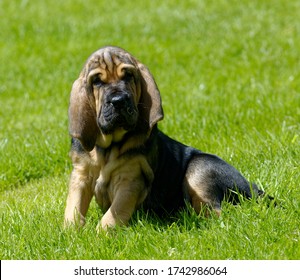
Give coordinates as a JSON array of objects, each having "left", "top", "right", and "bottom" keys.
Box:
[{"left": 64, "top": 46, "right": 263, "bottom": 231}]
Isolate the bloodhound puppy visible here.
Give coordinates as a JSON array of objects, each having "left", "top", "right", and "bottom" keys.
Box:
[{"left": 64, "top": 46, "right": 263, "bottom": 231}]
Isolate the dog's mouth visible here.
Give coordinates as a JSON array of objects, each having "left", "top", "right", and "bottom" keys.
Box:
[{"left": 98, "top": 92, "right": 138, "bottom": 134}]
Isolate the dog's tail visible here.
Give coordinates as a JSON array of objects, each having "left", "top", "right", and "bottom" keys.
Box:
[{"left": 226, "top": 181, "right": 275, "bottom": 206}]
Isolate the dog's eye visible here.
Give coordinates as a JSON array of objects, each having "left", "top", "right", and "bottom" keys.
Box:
[
  {"left": 123, "top": 69, "right": 134, "bottom": 82},
  {"left": 91, "top": 75, "right": 103, "bottom": 87}
]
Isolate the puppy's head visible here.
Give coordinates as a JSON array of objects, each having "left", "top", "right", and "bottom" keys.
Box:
[{"left": 69, "top": 46, "right": 163, "bottom": 151}]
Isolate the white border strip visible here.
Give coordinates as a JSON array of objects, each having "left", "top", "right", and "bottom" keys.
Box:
[{"left": 1, "top": 260, "right": 299, "bottom": 280}]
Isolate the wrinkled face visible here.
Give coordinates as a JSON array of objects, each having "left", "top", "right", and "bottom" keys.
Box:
[
  {"left": 87, "top": 50, "right": 141, "bottom": 135},
  {"left": 69, "top": 46, "right": 163, "bottom": 151}
]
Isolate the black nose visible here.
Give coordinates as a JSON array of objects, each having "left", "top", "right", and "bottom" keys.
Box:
[{"left": 110, "top": 94, "right": 129, "bottom": 109}]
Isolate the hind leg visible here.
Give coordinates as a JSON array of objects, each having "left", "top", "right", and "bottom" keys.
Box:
[
  {"left": 183, "top": 160, "right": 222, "bottom": 216},
  {"left": 186, "top": 182, "right": 222, "bottom": 217},
  {"left": 184, "top": 152, "right": 259, "bottom": 216}
]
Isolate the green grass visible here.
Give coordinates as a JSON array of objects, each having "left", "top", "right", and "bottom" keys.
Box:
[{"left": 1, "top": 0, "right": 299, "bottom": 259}]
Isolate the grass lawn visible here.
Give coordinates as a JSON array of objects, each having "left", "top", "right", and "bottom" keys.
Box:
[{"left": 0, "top": 0, "right": 299, "bottom": 259}]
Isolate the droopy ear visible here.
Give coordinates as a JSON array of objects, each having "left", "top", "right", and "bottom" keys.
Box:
[
  {"left": 68, "top": 77, "right": 99, "bottom": 151},
  {"left": 137, "top": 62, "right": 164, "bottom": 131}
]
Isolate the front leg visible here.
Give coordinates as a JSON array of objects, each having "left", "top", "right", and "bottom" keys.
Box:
[
  {"left": 64, "top": 168, "right": 93, "bottom": 227},
  {"left": 97, "top": 179, "right": 147, "bottom": 231}
]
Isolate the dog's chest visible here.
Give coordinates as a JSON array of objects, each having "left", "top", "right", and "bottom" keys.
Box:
[
  {"left": 90, "top": 145, "right": 153, "bottom": 211},
  {"left": 89, "top": 146, "right": 121, "bottom": 209}
]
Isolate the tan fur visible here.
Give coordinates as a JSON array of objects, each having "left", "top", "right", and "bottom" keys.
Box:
[
  {"left": 68, "top": 47, "right": 163, "bottom": 150},
  {"left": 184, "top": 162, "right": 221, "bottom": 217},
  {"left": 64, "top": 46, "right": 163, "bottom": 230},
  {"left": 65, "top": 144, "right": 153, "bottom": 229}
]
